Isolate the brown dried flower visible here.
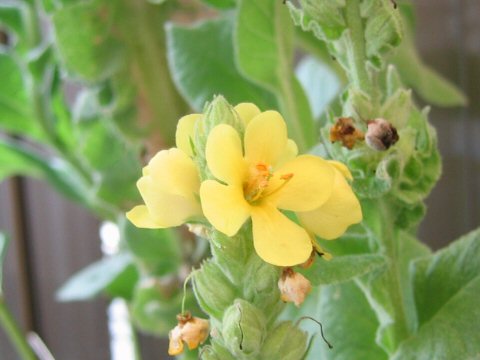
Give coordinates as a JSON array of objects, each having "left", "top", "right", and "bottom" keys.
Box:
[
  {"left": 365, "top": 118, "right": 399, "bottom": 151},
  {"left": 329, "top": 117, "right": 365, "bottom": 149},
  {"left": 278, "top": 268, "right": 312, "bottom": 307},
  {"left": 168, "top": 312, "right": 210, "bottom": 356}
]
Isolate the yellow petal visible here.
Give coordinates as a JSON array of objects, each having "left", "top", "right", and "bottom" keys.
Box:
[
  {"left": 298, "top": 169, "right": 362, "bottom": 239},
  {"left": 328, "top": 160, "right": 353, "bottom": 180},
  {"left": 176, "top": 114, "right": 201, "bottom": 157},
  {"left": 276, "top": 139, "right": 299, "bottom": 167},
  {"left": 205, "top": 124, "right": 246, "bottom": 185},
  {"left": 147, "top": 148, "right": 200, "bottom": 198},
  {"left": 137, "top": 176, "right": 201, "bottom": 227},
  {"left": 251, "top": 204, "right": 312, "bottom": 266},
  {"left": 126, "top": 205, "right": 161, "bottom": 229},
  {"left": 234, "top": 103, "right": 261, "bottom": 126},
  {"left": 267, "top": 155, "right": 335, "bottom": 212},
  {"left": 200, "top": 180, "right": 251, "bottom": 236},
  {"left": 244, "top": 111, "right": 288, "bottom": 166}
]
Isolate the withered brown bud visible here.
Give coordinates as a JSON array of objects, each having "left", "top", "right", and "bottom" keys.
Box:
[
  {"left": 278, "top": 268, "right": 312, "bottom": 307},
  {"left": 365, "top": 118, "right": 399, "bottom": 151},
  {"left": 168, "top": 312, "right": 210, "bottom": 356},
  {"left": 330, "top": 117, "right": 365, "bottom": 149}
]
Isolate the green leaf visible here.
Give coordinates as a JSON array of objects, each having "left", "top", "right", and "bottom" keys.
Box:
[
  {"left": 0, "top": 138, "right": 89, "bottom": 204},
  {"left": 391, "top": 16, "right": 467, "bottom": 107},
  {"left": 392, "top": 228, "right": 480, "bottom": 359},
  {"left": 52, "top": 0, "right": 124, "bottom": 82},
  {"left": 294, "top": 283, "right": 388, "bottom": 360},
  {"left": 299, "top": 254, "right": 387, "bottom": 285},
  {"left": 0, "top": 233, "right": 8, "bottom": 293},
  {"left": 355, "top": 228, "right": 431, "bottom": 353},
  {"left": 295, "top": 56, "right": 341, "bottom": 120},
  {"left": 0, "top": 54, "right": 44, "bottom": 140},
  {"left": 166, "top": 15, "right": 276, "bottom": 111},
  {"left": 56, "top": 253, "right": 136, "bottom": 302},
  {"left": 122, "top": 220, "right": 182, "bottom": 276},
  {"left": 200, "top": 0, "right": 236, "bottom": 9},
  {"left": 130, "top": 280, "right": 199, "bottom": 336},
  {"left": 236, "top": 0, "right": 316, "bottom": 150}
]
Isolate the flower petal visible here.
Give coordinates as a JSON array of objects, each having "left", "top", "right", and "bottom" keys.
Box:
[
  {"left": 205, "top": 124, "right": 246, "bottom": 185},
  {"left": 267, "top": 155, "right": 335, "bottom": 212},
  {"left": 234, "top": 103, "right": 261, "bottom": 126},
  {"left": 147, "top": 148, "right": 200, "bottom": 198},
  {"left": 251, "top": 204, "right": 312, "bottom": 266},
  {"left": 176, "top": 114, "right": 201, "bottom": 157},
  {"left": 137, "top": 176, "right": 201, "bottom": 227},
  {"left": 244, "top": 111, "right": 288, "bottom": 166},
  {"left": 126, "top": 205, "right": 161, "bottom": 229},
  {"left": 200, "top": 180, "right": 251, "bottom": 236},
  {"left": 328, "top": 160, "right": 353, "bottom": 180},
  {"left": 298, "top": 169, "right": 362, "bottom": 239}
]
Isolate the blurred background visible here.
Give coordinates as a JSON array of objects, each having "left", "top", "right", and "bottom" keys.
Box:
[{"left": 0, "top": 0, "right": 479, "bottom": 358}]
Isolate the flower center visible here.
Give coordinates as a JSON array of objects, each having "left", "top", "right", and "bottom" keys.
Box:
[{"left": 243, "top": 162, "right": 293, "bottom": 203}]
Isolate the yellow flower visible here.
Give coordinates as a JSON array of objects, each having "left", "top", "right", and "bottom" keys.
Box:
[
  {"left": 126, "top": 114, "right": 203, "bottom": 228},
  {"left": 199, "top": 106, "right": 359, "bottom": 266}
]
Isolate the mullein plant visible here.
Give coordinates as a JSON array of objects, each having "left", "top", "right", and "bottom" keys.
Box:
[
  {"left": 127, "top": 97, "right": 362, "bottom": 358},
  {"left": 127, "top": 0, "right": 479, "bottom": 359}
]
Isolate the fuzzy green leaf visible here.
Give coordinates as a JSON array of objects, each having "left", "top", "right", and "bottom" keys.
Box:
[
  {"left": 52, "top": 0, "right": 124, "bottom": 82},
  {"left": 200, "top": 0, "right": 235, "bottom": 9},
  {"left": 299, "top": 254, "right": 387, "bottom": 285},
  {"left": 166, "top": 16, "right": 276, "bottom": 111},
  {"left": 236, "top": 0, "right": 316, "bottom": 150},
  {"left": 0, "top": 54, "right": 43, "bottom": 140},
  {"left": 0, "top": 138, "right": 89, "bottom": 204},
  {"left": 392, "top": 228, "right": 480, "bottom": 359},
  {"left": 56, "top": 253, "right": 136, "bottom": 302},
  {"left": 297, "top": 283, "right": 388, "bottom": 360}
]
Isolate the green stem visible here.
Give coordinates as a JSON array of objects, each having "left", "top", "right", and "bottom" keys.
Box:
[
  {"left": 0, "top": 298, "right": 36, "bottom": 360},
  {"left": 122, "top": 0, "right": 189, "bottom": 148},
  {"left": 344, "top": 0, "right": 372, "bottom": 94}
]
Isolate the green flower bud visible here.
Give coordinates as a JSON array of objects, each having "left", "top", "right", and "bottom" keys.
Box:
[
  {"left": 299, "top": 0, "right": 346, "bottom": 40},
  {"left": 243, "top": 255, "right": 282, "bottom": 315},
  {"left": 260, "top": 321, "right": 308, "bottom": 360},
  {"left": 222, "top": 299, "right": 267, "bottom": 358},
  {"left": 194, "top": 96, "right": 243, "bottom": 170},
  {"left": 193, "top": 260, "right": 238, "bottom": 320}
]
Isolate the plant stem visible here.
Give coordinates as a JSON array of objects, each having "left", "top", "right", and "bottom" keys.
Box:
[
  {"left": 0, "top": 297, "right": 36, "bottom": 360},
  {"left": 344, "top": 0, "right": 372, "bottom": 94}
]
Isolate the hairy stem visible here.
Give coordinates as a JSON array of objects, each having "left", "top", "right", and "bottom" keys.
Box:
[{"left": 0, "top": 298, "right": 36, "bottom": 360}]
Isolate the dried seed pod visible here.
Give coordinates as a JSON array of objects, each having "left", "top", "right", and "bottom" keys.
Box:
[
  {"left": 330, "top": 117, "right": 365, "bottom": 149},
  {"left": 278, "top": 268, "right": 312, "bottom": 307},
  {"left": 365, "top": 118, "right": 399, "bottom": 151}
]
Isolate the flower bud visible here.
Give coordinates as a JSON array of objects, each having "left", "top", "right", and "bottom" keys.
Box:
[
  {"left": 194, "top": 96, "right": 244, "bottom": 178},
  {"left": 365, "top": 118, "right": 399, "bottom": 151},
  {"left": 193, "top": 260, "right": 237, "bottom": 320},
  {"left": 278, "top": 268, "right": 312, "bottom": 307},
  {"left": 168, "top": 312, "right": 210, "bottom": 356},
  {"left": 330, "top": 117, "right": 365, "bottom": 149},
  {"left": 260, "top": 321, "right": 308, "bottom": 360},
  {"left": 222, "top": 299, "right": 266, "bottom": 357}
]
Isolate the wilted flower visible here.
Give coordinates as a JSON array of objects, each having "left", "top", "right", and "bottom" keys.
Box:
[
  {"left": 329, "top": 117, "right": 364, "bottom": 149},
  {"left": 168, "top": 312, "right": 210, "bottom": 356},
  {"left": 365, "top": 118, "right": 399, "bottom": 151},
  {"left": 278, "top": 268, "right": 312, "bottom": 307}
]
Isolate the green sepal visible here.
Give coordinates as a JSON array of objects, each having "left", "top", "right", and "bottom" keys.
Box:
[
  {"left": 222, "top": 299, "right": 267, "bottom": 358},
  {"left": 193, "top": 259, "right": 238, "bottom": 321},
  {"left": 260, "top": 321, "right": 308, "bottom": 360}
]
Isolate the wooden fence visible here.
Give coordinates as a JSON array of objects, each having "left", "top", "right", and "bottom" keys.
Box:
[{"left": 1, "top": 0, "right": 479, "bottom": 358}]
